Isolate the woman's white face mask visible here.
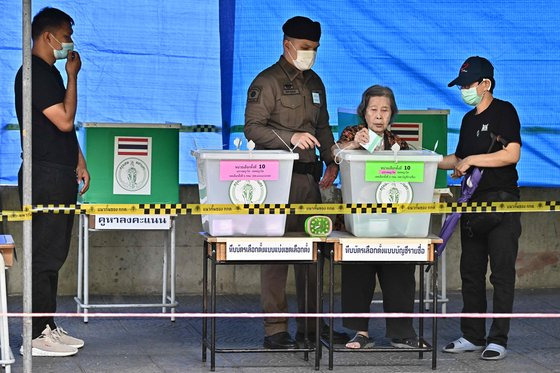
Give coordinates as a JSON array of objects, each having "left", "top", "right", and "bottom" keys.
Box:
[{"left": 288, "top": 41, "right": 316, "bottom": 71}]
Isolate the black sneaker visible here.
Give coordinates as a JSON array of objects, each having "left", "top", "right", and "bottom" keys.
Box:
[
  {"left": 263, "top": 332, "right": 297, "bottom": 349},
  {"left": 295, "top": 331, "right": 316, "bottom": 348},
  {"left": 391, "top": 337, "right": 422, "bottom": 349}
]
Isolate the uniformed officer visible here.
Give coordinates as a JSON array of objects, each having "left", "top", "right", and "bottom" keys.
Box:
[{"left": 244, "top": 16, "right": 346, "bottom": 349}]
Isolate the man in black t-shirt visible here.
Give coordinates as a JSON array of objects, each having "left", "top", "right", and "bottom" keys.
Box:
[
  {"left": 15, "top": 7, "right": 89, "bottom": 357},
  {"left": 439, "top": 56, "right": 522, "bottom": 361}
]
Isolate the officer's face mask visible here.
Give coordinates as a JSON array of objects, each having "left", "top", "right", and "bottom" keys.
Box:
[
  {"left": 48, "top": 33, "right": 74, "bottom": 60},
  {"left": 460, "top": 79, "right": 490, "bottom": 106},
  {"left": 288, "top": 41, "right": 316, "bottom": 71}
]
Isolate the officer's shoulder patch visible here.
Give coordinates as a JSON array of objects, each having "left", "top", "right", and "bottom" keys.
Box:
[{"left": 247, "top": 86, "right": 262, "bottom": 103}]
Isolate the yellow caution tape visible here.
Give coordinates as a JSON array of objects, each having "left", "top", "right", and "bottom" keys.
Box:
[
  {"left": 0, "top": 210, "right": 32, "bottom": 221},
  {"left": 0, "top": 201, "right": 557, "bottom": 221},
  {"left": 0, "top": 201, "right": 549, "bottom": 219}
]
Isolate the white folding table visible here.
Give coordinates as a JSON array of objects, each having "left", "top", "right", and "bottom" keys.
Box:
[{"left": 74, "top": 214, "right": 178, "bottom": 322}]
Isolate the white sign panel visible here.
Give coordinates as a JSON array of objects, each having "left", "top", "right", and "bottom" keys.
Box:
[
  {"left": 94, "top": 215, "right": 171, "bottom": 230},
  {"left": 340, "top": 239, "right": 430, "bottom": 262},
  {"left": 225, "top": 238, "right": 315, "bottom": 261},
  {"left": 113, "top": 136, "right": 152, "bottom": 195}
]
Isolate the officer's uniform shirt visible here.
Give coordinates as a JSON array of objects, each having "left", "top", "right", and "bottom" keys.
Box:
[
  {"left": 15, "top": 55, "right": 79, "bottom": 167},
  {"left": 455, "top": 98, "right": 522, "bottom": 195},
  {"left": 244, "top": 56, "right": 335, "bottom": 165}
]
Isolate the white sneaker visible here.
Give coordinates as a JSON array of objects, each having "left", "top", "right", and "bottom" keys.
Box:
[
  {"left": 52, "top": 326, "right": 85, "bottom": 348},
  {"left": 19, "top": 326, "right": 78, "bottom": 357}
]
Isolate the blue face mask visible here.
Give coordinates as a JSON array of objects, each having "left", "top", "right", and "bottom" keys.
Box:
[{"left": 48, "top": 33, "right": 74, "bottom": 60}]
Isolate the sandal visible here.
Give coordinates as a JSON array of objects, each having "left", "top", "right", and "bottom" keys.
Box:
[
  {"left": 442, "top": 337, "right": 485, "bottom": 353},
  {"left": 481, "top": 343, "right": 507, "bottom": 360},
  {"left": 345, "top": 333, "right": 374, "bottom": 349}
]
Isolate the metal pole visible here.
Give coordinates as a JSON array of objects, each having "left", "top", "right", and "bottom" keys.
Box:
[{"left": 21, "top": 0, "right": 33, "bottom": 372}]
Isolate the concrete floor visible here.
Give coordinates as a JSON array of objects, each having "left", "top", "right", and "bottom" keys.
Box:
[{"left": 4, "top": 289, "right": 560, "bottom": 372}]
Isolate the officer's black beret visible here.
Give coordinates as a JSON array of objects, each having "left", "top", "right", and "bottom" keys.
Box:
[{"left": 282, "top": 16, "right": 321, "bottom": 42}]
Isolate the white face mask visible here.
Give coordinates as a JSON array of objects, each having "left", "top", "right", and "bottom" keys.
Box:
[
  {"left": 288, "top": 41, "right": 316, "bottom": 71},
  {"left": 460, "top": 79, "right": 491, "bottom": 106},
  {"left": 461, "top": 86, "right": 483, "bottom": 106},
  {"left": 48, "top": 33, "right": 74, "bottom": 60}
]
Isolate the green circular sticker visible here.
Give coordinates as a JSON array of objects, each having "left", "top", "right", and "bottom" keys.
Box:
[
  {"left": 115, "top": 157, "right": 149, "bottom": 192},
  {"left": 375, "top": 182, "right": 413, "bottom": 203},
  {"left": 229, "top": 180, "right": 267, "bottom": 204}
]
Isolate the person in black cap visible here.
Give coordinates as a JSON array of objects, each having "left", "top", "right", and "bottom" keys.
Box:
[
  {"left": 244, "top": 16, "right": 347, "bottom": 349},
  {"left": 439, "top": 56, "right": 522, "bottom": 360}
]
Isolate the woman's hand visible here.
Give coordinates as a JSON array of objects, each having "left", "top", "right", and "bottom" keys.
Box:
[
  {"left": 353, "top": 128, "right": 369, "bottom": 146},
  {"left": 319, "top": 163, "right": 339, "bottom": 189}
]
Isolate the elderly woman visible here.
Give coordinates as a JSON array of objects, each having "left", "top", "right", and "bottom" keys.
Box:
[{"left": 333, "top": 85, "right": 418, "bottom": 349}]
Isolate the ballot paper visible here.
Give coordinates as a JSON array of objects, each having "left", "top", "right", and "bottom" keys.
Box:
[{"left": 360, "top": 129, "right": 383, "bottom": 153}]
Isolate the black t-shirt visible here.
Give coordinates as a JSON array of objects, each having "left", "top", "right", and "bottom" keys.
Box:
[
  {"left": 15, "top": 55, "right": 79, "bottom": 167},
  {"left": 455, "top": 98, "right": 522, "bottom": 195}
]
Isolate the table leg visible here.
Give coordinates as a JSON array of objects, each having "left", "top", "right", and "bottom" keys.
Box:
[
  {"left": 419, "top": 264, "right": 425, "bottom": 359},
  {"left": 304, "top": 264, "right": 309, "bottom": 361},
  {"left": 424, "top": 266, "right": 431, "bottom": 311},
  {"left": 442, "top": 249, "right": 447, "bottom": 314},
  {"left": 202, "top": 240, "right": 208, "bottom": 362},
  {"left": 170, "top": 218, "right": 176, "bottom": 321},
  {"left": 315, "top": 244, "right": 323, "bottom": 370},
  {"left": 77, "top": 214, "right": 83, "bottom": 314},
  {"left": 83, "top": 217, "right": 89, "bottom": 323},
  {"left": 432, "top": 257, "right": 439, "bottom": 370},
  {"left": 0, "top": 255, "right": 12, "bottom": 372},
  {"left": 162, "top": 229, "right": 168, "bottom": 314},
  {"left": 211, "top": 246, "right": 217, "bottom": 371},
  {"left": 329, "top": 246, "right": 334, "bottom": 370}
]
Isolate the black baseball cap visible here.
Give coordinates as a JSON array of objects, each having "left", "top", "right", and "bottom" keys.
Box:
[
  {"left": 448, "top": 56, "right": 494, "bottom": 87},
  {"left": 282, "top": 16, "right": 321, "bottom": 42}
]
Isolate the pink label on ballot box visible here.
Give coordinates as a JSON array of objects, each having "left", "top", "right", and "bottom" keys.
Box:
[{"left": 220, "top": 160, "right": 279, "bottom": 180}]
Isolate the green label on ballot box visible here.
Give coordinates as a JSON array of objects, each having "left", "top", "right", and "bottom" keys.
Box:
[{"left": 365, "top": 161, "right": 424, "bottom": 182}]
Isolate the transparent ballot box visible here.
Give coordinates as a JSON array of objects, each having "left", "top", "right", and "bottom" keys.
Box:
[
  {"left": 193, "top": 150, "right": 298, "bottom": 236},
  {"left": 337, "top": 150, "right": 442, "bottom": 237}
]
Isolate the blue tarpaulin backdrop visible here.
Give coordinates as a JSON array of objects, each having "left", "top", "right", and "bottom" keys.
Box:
[
  {"left": 0, "top": 0, "right": 223, "bottom": 184},
  {"left": 1, "top": 0, "right": 559, "bottom": 186}
]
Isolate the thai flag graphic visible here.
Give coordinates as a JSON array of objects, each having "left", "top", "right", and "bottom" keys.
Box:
[
  {"left": 390, "top": 123, "right": 420, "bottom": 142},
  {"left": 117, "top": 137, "right": 149, "bottom": 156}
]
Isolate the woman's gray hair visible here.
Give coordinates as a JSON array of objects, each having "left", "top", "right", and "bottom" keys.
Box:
[{"left": 356, "top": 85, "right": 398, "bottom": 124}]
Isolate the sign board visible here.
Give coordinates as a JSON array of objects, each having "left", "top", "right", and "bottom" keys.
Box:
[
  {"left": 225, "top": 237, "right": 316, "bottom": 261},
  {"left": 339, "top": 238, "right": 431, "bottom": 261},
  {"left": 93, "top": 214, "right": 171, "bottom": 230}
]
